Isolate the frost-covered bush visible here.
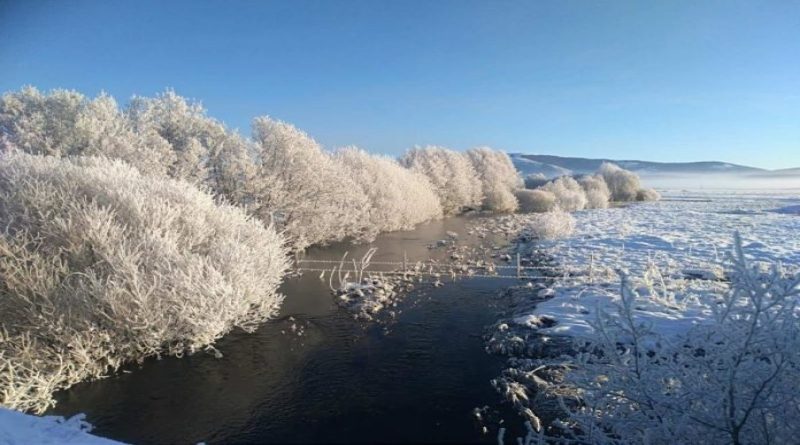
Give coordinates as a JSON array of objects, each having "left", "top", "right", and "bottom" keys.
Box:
[
  {"left": 524, "top": 210, "right": 575, "bottom": 240},
  {"left": 0, "top": 87, "right": 173, "bottom": 175},
  {"left": 636, "top": 187, "right": 661, "bottom": 202},
  {"left": 515, "top": 189, "right": 557, "bottom": 213},
  {"left": 552, "top": 235, "right": 800, "bottom": 444},
  {"left": 399, "top": 146, "right": 483, "bottom": 215},
  {"left": 466, "top": 147, "right": 522, "bottom": 213},
  {"left": 0, "top": 152, "right": 289, "bottom": 413},
  {"left": 250, "top": 117, "right": 370, "bottom": 250},
  {"left": 334, "top": 146, "right": 442, "bottom": 239},
  {"left": 125, "top": 90, "right": 257, "bottom": 200},
  {"left": 599, "top": 162, "right": 641, "bottom": 202},
  {"left": 578, "top": 174, "right": 611, "bottom": 209},
  {"left": 524, "top": 173, "right": 549, "bottom": 190},
  {"left": 538, "top": 177, "right": 587, "bottom": 212}
]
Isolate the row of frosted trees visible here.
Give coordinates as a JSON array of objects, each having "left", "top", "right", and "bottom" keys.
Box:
[
  {"left": 0, "top": 87, "right": 529, "bottom": 412},
  {"left": 0, "top": 87, "right": 529, "bottom": 251}
]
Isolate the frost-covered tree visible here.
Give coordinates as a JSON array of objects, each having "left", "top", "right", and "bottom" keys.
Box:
[
  {"left": 515, "top": 189, "right": 557, "bottom": 213},
  {"left": 126, "top": 90, "right": 238, "bottom": 186},
  {"left": 578, "top": 174, "right": 611, "bottom": 209},
  {"left": 466, "top": 147, "right": 522, "bottom": 213},
  {"left": 0, "top": 87, "right": 172, "bottom": 175},
  {"left": 551, "top": 235, "right": 800, "bottom": 444},
  {"left": 599, "top": 162, "right": 641, "bottom": 202},
  {"left": 0, "top": 87, "right": 84, "bottom": 157},
  {"left": 538, "top": 176, "right": 587, "bottom": 212},
  {"left": 249, "top": 117, "right": 369, "bottom": 250},
  {"left": 334, "top": 146, "right": 442, "bottom": 239},
  {"left": 0, "top": 152, "right": 288, "bottom": 413},
  {"left": 399, "top": 146, "right": 483, "bottom": 215},
  {"left": 524, "top": 173, "right": 549, "bottom": 190}
]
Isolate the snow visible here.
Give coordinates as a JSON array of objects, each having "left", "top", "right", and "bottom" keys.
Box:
[
  {"left": 774, "top": 204, "right": 800, "bottom": 215},
  {"left": 0, "top": 408, "right": 123, "bottom": 444},
  {"left": 524, "top": 190, "right": 800, "bottom": 338}
]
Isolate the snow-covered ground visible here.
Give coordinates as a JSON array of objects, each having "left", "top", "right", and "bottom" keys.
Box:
[
  {"left": 519, "top": 190, "right": 800, "bottom": 338},
  {"left": 0, "top": 407, "right": 123, "bottom": 444}
]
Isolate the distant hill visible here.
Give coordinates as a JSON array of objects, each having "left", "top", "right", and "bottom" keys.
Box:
[{"left": 511, "top": 153, "right": 775, "bottom": 178}]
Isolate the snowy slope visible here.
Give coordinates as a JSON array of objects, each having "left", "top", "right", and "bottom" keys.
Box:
[
  {"left": 0, "top": 408, "right": 123, "bottom": 444},
  {"left": 510, "top": 154, "right": 573, "bottom": 178},
  {"left": 511, "top": 153, "right": 770, "bottom": 177}
]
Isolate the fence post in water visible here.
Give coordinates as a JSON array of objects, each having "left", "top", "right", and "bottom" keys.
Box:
[
  {"left": 516, "top": 253, "right": 521, "bottom": 278},
  {"left": 589, "top": 252, "right": 594, "bottom": 284},
  {"left": 403, "top": 251, "right": 408, "bottom": 271}
]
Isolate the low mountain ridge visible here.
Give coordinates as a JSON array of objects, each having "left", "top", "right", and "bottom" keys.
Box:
[{"left": 510, "top": 153, "right": 788, "bottom": 178}]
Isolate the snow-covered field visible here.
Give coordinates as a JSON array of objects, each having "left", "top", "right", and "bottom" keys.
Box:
[
  {"left": 0, "top": 408, "right": 122, "bottom": 444},
  {"left": 519, "top": 189, "right": 800, "bottom": 338}
]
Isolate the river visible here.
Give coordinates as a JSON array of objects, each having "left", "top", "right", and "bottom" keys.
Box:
[{"left": 48, "top": 215, "right": 523, "bottom": 444}]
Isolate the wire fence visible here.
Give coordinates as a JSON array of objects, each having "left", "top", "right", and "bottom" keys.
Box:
[{"left": 293, "top": 252, "right": 578, "bottom": 281}]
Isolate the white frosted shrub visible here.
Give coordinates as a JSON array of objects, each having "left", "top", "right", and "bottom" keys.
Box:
[
  {"left": 250, "top": 117, "right": 369, "bottom": 250},
  {"left": 524, "top": 173, "right": 549, "bottom": 190},
  {"left": 125, "top": 90, "right": 257, "bottom": 197},
  {"left": 334, "top": 146, "right": 442, "bottom": 239},
  {"left": 553, "top": 235, "right": 800, "bottom": 444},
  {"left": 0, "top": 87, "right": 172, "bottom": 175},
  {"left": 599, "top": 162, "right": 641, "bottom": 202},
  {"left": 525, "top": 210, "right": 575, "bottom": 240},
  {"left": 538, "top": 176, "right": 587, "bottom": 212},
  {"left": 578, "top": 174, "right": 611, "bottom": 209},
  {"left": 515, "top": 189, "right": 557, "bottom": 213},
  {"left": 0, "top": 152, "right": 289, "bottom": 413},
  {"left": 399, "top": 146, "right": 483, "bottom": 215},
  {"left": 636, "top": 187, "right": 661, "bottom": 201},
  {"left": 466, "top": 147, "right": 522, "bottom": 213}
]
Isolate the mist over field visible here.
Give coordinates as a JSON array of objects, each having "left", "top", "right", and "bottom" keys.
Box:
[{"left": 640, "top": 172, "right": 800, "bottom": 191}]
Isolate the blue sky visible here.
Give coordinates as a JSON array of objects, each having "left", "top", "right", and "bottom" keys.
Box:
[{"left": 1, "top": 0, "right": 798, "bottom": 169}]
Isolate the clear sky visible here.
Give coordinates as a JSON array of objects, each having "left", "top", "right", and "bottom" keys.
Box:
[{"left": 1, "top": 0, "right": 798, "bottom": 169}]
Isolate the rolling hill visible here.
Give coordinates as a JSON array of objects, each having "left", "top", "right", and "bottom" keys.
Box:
[{"left": 510, "top": 153, "right": 777, "bottom": 178}]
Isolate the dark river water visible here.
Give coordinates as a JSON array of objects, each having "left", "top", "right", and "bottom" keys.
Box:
[{"left": 48, "top": 216, "right": 522, "bottom": 444}]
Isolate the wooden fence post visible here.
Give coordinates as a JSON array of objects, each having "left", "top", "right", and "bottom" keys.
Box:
[{"left": 516, "top": 253, "right": 521, "bottom": 278}]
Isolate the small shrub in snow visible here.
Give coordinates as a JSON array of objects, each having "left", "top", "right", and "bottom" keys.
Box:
[
  {"left": 636, "top": 187, "right": 661, "bottom": 201},
  {"left": 578, "top": 174, "right": 611, "bottom": 209},
  {"left": 599, "top": 162, "right": 641, "bottom": 202},
  {"left": 399, "top": 146, "right": 483, "bottom": 215},
  {"left": 0, "top": 152, "right": 289, "bottom": 413},
  {"left": 538, "top": 177, "right": 587, "bottom": 212},
  {"left": 466, "top": 147, "right": 522, "bottom": 213},
  {"left": 515, "top": 189, "right": 557, "bottom": 213},
  {"left": 524, "top": 211, "right": 575, "bottom": 240},
  {"left": 524, "top": 173, "right": 549, "bottom": 190},
  {"left": 550, "top": 235, "right": 800, "bottom": 444}
]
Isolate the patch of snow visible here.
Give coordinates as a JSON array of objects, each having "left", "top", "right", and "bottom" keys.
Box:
[
  {"left": 0, "top": 408, "right": 123, "bottom": 444},
  {"left": 773, "top": 204, "right": 800, "bottom": 215}
]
